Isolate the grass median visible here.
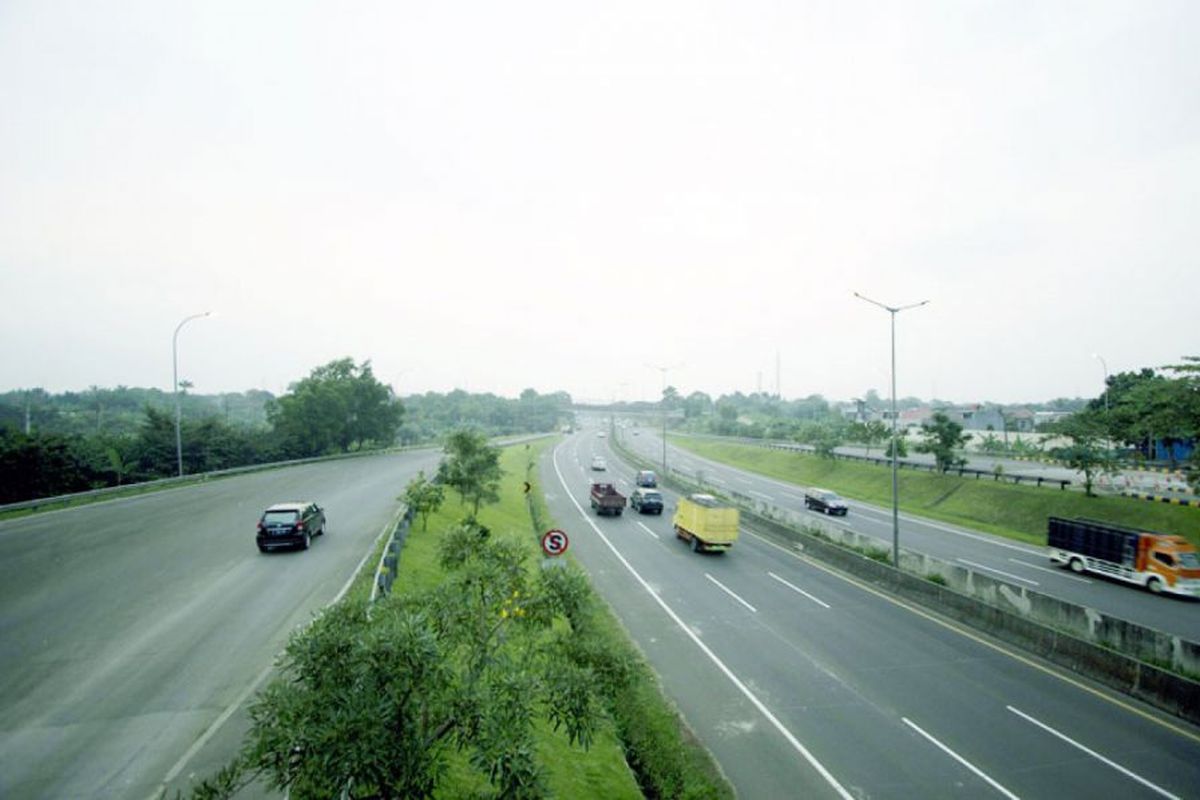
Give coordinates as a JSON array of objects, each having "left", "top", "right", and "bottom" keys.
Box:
[
  {"left": 388, "top": 438, "right": 732, "bottom": 799},
  {"left": 671, "top": 436, "right": 1200, "bottom": 547}
]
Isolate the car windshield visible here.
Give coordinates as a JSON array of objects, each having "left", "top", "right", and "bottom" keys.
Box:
[
  {"left": 263, "top": 510, "right": 298, "bottom": 524},
  {"left": 1179, "top": 552, "right": 1200, "bottom": 568},
  {"left": 644, "top": 492, "right": 662, "bottom": 501}
]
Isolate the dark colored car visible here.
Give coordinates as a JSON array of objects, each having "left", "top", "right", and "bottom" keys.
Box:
[
  {"left": 257, "top": 501, "right": 326, "bottom": 552},
  {"left": 804, "top": 489, "right": 848, "bottom": 516},
  {"left": 630, "top": 487, "right": 664, "bottom": 515},
  {"left": 635, "top": 470, "right": 658, "bottom": 488}
]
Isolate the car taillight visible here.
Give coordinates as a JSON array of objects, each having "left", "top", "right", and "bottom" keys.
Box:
[
  {"left": 257, "top": 521, "right": 264, "bottom": 531},
  {"left": 295, "top": 521, "right": 305, "bottom": 531}
]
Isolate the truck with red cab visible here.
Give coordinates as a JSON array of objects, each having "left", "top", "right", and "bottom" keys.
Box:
[{"left": 590, "top": 482, "right": 626, "bottom": 516}]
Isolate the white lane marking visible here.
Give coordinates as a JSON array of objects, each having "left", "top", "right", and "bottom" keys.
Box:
[
  {"left": 636, "top": 521, "right": 660, "bottom": 540},
  {"left": 705, "top": 573, "right": 758, "bottom": 613},
  {"left": 902, "top": 718, "right": 1020, "bottom": 800},
  {"left": 748, "top": 490, "right": 773, "bottom": 501},
  {"left": 551, "top": 444, "right": 852, "bottom": 799},
  {"left": 154, "top": 506, "right": 404, "bottom": 796},
  {"left": 782, "top": 491, "right": 806, "bottom": 502},
  {"left": 707, "top": 476, "right": 728, "bottom": 486},
  {"left": 1007, "top": 558, "right": 1093, "bottom": 584},
  {"left": 736, "top": 476, "right": 755, "bottom": 485},
  {"left": 767, "top": 572, "right": 831, "bottom": 609},
  {"left": 1007, "top": 706, "right": 1179, "bottom": 799},
  {"left": 956, "top": 559, "right": 1039, "bottom": 586}
]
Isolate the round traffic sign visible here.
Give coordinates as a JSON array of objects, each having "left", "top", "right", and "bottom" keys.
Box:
[{"left": 541, "top": 529, "right": 569, "bottom": 557}]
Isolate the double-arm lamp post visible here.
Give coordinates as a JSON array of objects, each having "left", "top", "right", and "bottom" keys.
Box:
[{"left": 853, "top": 293, "right": 928, "bottom": 566}]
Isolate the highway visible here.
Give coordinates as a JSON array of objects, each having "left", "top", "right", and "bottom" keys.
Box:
[
  {"left": 547, "top": 430, "right": 1200, "bottom": 798},
  {"left": 0, "top": 449, "right": 440, "bottom": 799},
  {"left": 616, "top": 426, "right": 1200, "bottom": 642}
]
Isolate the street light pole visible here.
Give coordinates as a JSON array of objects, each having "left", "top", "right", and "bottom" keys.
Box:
[
  {"left": 854, "top": 293, "right": 928, "bottom": 567},
  {"left": 173, "top": 311, "right": 211, "bottom": 477},
  {"left": 646, "top": 363, "right": 680, "bottom": 476}
]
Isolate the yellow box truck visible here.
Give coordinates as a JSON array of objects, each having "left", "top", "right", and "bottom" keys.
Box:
[{"left": 673, "top": 494, "right": 739, "bottom": 553}]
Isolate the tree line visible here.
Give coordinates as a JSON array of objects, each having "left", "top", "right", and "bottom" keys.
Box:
[{"left": 0, "top": 360, "right": 572, "bottom": 505}]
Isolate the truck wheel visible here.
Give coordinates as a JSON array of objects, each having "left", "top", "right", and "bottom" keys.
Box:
[
  {"left": 1069, "top": 557, "right": 1084, "bottom": 574},
  {"left": 691, "top": 536, "right": 701, "bottom": 553},
  {"left": 1147, "top": 577, "right": 1164, "bottom": 594}
]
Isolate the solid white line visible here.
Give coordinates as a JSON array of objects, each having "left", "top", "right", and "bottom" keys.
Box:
[
  {"left": 767, "top": 572, "right": 831, "bottom": 608},
  {"left": 1007, "top": 706, "right": 1179, "bottom": 799},
  {"left": 1007, "top": 558, "right": 1092, "bottom": 584},
  {"left": 956, "top": 558, "right": 1039, "bottom": 586},
  {"left": 705, "top": 573, "right": 758, "bottom": 613},
  {"left": 748, "top": 490, "right": 774, "bottom": 501},
  {"left": 902, "top": 718, "right": 1020, "bottom": 800},
  {"left": 154, "top": 507, "right": 403, "bottom": 796},
  {"left": 551, "top": 444, "right": 852, "bottom": 799},
  {"left": 636, "top": 521, "right": 660, "bottom": 539}
]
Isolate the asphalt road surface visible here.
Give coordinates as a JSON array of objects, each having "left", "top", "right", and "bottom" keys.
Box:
[
  {"left": 545, "top": 430, "right": 1200, "bottom": 798},
  {"left": 0, "top": 449, "right": 440, "bottom": 799},
  {"left": 616, "top": 426, "right": 1200, "bottom": 642}
]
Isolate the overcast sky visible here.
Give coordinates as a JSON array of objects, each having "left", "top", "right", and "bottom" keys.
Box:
[{"left": 2, "top": 1, "right": 1196, "bottom": 406}]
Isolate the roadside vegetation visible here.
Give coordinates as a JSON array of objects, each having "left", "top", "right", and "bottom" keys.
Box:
[
  {"left": 190, "top": 436, "right": 731, "bottom": 800},
  {"left": 671, "top": 437, "right": 1200, "bottom": 546},
  {"left": 0, "top": 367, "right": 573, "bottom": 506}
]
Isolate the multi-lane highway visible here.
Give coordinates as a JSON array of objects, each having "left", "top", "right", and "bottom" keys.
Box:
[
  {"left": 616, "top": 426, "right": 1200, "bottom": 642},
  {"left": 0, "top": 449, "right": 439, "bottom": 798},
  {"left": 545, "top": 430, "right": 1200, "bottom": 798}
]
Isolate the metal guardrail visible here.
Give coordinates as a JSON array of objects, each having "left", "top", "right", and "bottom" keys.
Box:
[
  {"left": 0, "top": 446, "right": 426, "bottom": 515},
  {"left": 370, "top": 505, "right": 415, "bottom": 603},
  {"left": 692, "top": 436, "right": 1072, "bottom": 490},
  {"left": 0, "top": 433, "right": 556, "bottom": 516}
]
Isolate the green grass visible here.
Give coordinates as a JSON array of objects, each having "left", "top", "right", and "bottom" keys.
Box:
[
  {"left": 392, "top": 439, "right": 732, "bottom": 799},
  {"left": 672, "top": 436, "right": 1200, "bottom": 547},
  {"left": 393, "top": 440, "right": 642, "bottom": 800}
]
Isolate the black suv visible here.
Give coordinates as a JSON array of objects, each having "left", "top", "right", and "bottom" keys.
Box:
[
  {"left": 257, "top": 501, "right": 326, "bottom": 552},
  {"left": 630, "top": 487, "right": 664, "bottom": 515},
  {"left": 804, "top": 489, "right": 848, "bottom": 516}
]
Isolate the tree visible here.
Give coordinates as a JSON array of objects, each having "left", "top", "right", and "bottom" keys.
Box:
[
  {"left": 886, "top": 435, "right": 908, "bottom": 459},
  {"left": 853, "top": 420, "right": 889, "bottom": 456},
  {"left": 1050, "top": 410, "right": 1117, "bottom": 497},
  {"left": 437, "top": 429, "right": 503, "bottom": 515},
  {"left": 403, "top": 471, "right": 445, "bottom": 531},
  {"left": 682, "top": 391, "right": 713, "bottom": 419},
  {"left": 268, "top": 358, "right": 402, "bottom": 457},
  {"left": 800, "top": 421, "right": 845, "bottom": 459},
  {"left": 915, "top": 412, "right": 969, "bottom": 473},
  {"left": 197, "top": 525, "right": 605, "bottom": 799}
]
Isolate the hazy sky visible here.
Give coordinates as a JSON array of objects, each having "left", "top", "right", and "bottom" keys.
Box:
[{"left": 2, "top": 2, "right": 1196, "bottom": 405}]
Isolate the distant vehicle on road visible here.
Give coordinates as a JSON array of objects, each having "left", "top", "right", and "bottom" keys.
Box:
[
  {"left": 257, "top": 501, "right": 325, "bottom": 552},
  {"left": 635, "top": 470, "right": 657, "bottom": 487},
  {"left": 590, "top": 482, "right": 626, "bottom": 516},
  {"left": 591, "top": 456, "right": 607, "bottom": 471},
  {"left": 804, "top": 488, "right": 848, "bottom": 516},
  {"left": 673, "top": 494, "right": 739, "bottom": 553},
  {"left": 630, "top": 487, "right": 664, "bottom": 515},
  {"left": 1048, "top": 517, "right": 1200, "bottom": 596}
]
